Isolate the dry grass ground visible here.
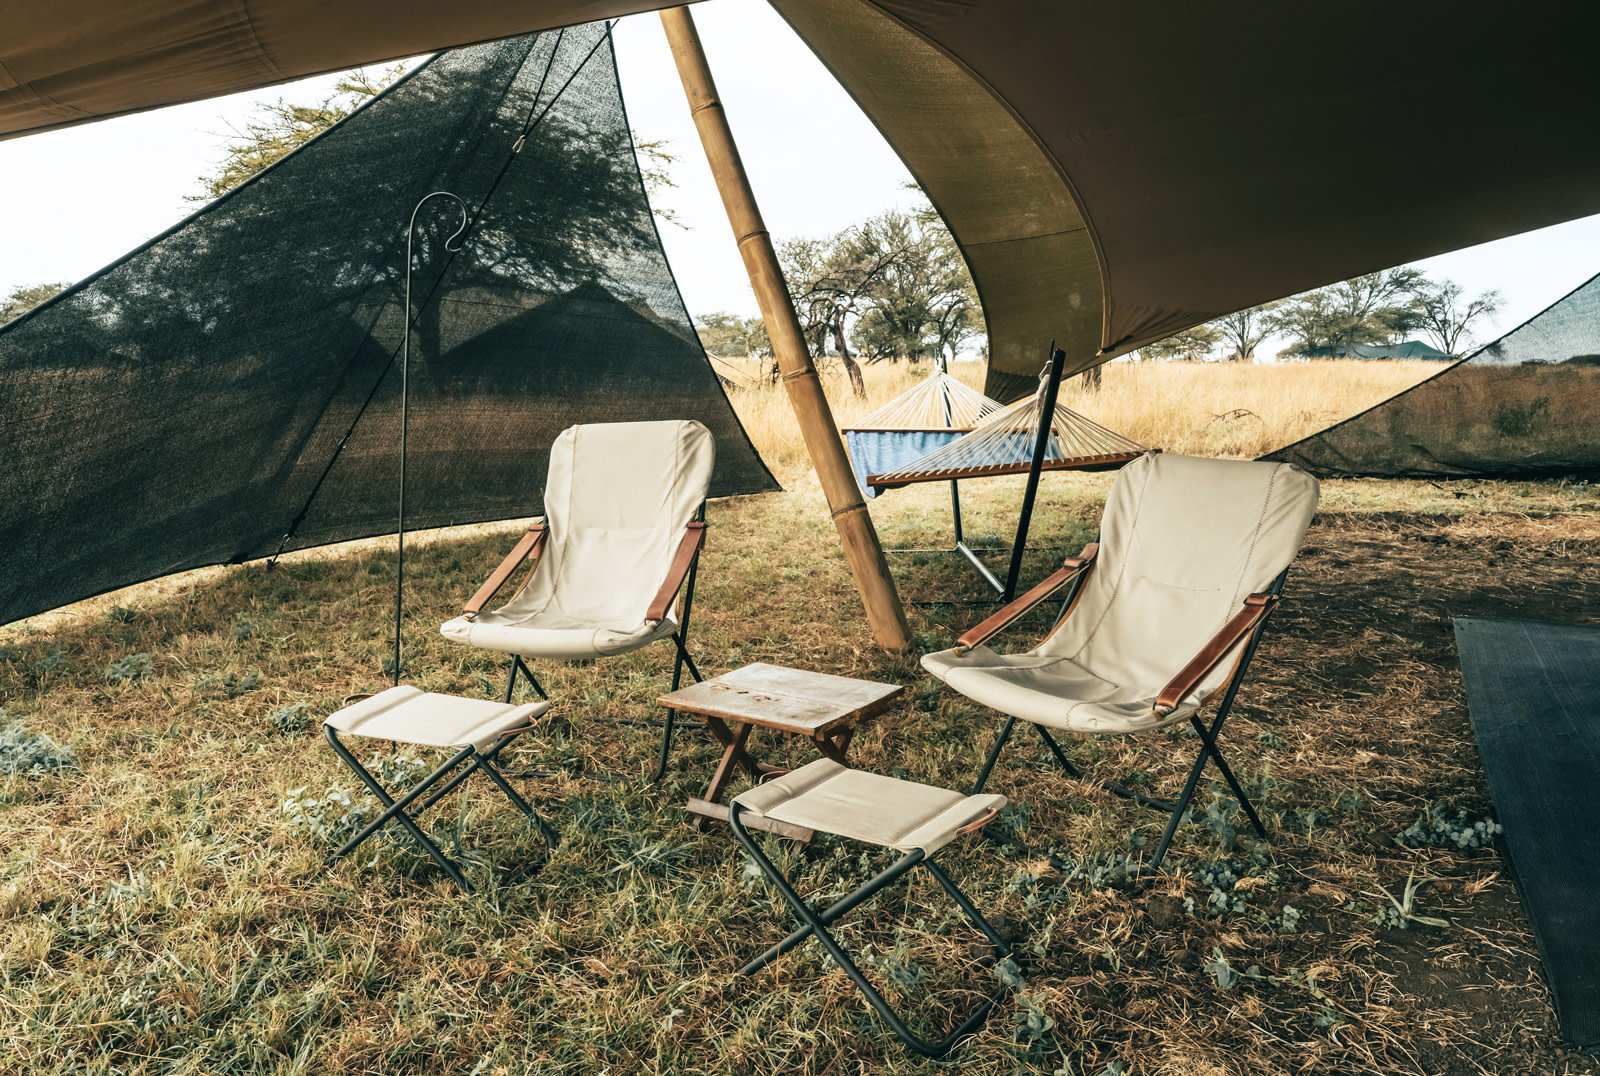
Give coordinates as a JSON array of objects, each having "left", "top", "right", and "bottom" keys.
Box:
[
  {"left": 720, "top": 357, "right": 1437, "bottom": 473},
  {"left": 1, "top": 361, "right": 1597, "bottom": 1074}
]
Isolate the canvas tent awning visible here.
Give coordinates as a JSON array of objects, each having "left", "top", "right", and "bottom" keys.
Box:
[{"left": 5, "top": 1, "right": 1600, "bottom": 402}]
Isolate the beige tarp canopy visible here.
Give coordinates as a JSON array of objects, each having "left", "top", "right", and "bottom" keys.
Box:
[{"left": 5, "top": 1, "right": 1599, "bottom": 400}]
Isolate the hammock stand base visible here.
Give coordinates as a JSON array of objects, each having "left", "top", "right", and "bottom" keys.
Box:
[{"left": 874, "top": 349, "right": 1078, "bottom": 604}]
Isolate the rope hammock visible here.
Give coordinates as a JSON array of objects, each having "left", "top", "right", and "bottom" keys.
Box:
[
  {"left": 867, "top": 371, "right": 1148, "bottom": 490},
  {"left": 842, "top": 365, "right": 1003, "bottom": 500},
  {"left": 843, "top": 366, "right": 1003, "bottom": 432}
]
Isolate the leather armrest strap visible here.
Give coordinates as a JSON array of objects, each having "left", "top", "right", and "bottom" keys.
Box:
[
  {"left": 464, "top": 524, "right": 546, "bottom": 618},
  {"left": 1154, "top": 592, "right": 1277, "bottom": 714},
  {"left": 955, "top": 542, "right": 1098, "bottom": 654},
  {"left": 647, "top": 522, "right": 707, "bottom": 623}
]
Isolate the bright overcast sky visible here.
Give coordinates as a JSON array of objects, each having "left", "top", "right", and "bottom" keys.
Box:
[{"left": 3, "top": 0, "right": 1599, "bottom": 356}]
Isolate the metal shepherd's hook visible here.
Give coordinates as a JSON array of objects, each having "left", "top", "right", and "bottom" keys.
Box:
[{"left": 395, "top": 191, "right": 470, "bottom": 685}]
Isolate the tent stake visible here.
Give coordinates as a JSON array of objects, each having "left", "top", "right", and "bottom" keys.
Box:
[{"left": 660, "top": 6, "right": 910, "bottom": 650}]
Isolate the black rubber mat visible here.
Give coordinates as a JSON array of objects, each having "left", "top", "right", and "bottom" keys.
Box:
[{"left": 1454, "top": 616, "right": 1600, "bottom": 1052}]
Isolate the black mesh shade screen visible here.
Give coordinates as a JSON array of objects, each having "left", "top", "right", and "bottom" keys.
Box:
[
  {"left": 0, "top": 24, "right": 776, "bottom": 626},
  {"left": 1265, "top": 272, "right": 1600, "bottom": 479}
]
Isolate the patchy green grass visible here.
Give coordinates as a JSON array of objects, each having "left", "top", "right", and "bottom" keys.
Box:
[{"left": 1, "top": 469, "right": 1597, "bottom": 1075}]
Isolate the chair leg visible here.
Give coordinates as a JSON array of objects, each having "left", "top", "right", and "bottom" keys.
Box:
[
  {"left": 323, "top": 727, "right": 477, "bottom": 893},
  {"left": 1148, "top": 738, "right": 1210, "bottom": 874},
  {"left": 1032, "top": 724, "right": 1085, "bottom": 779},
  {"left": 503, "top": 656, "right": 547, "bottom": 703},
  {"left": 323, "top": 728, "right": 559, "bottom": 894},
  {"left": 740, "top": 848, "right": 926, "bottom": 975},
  {"left": 730, "top": 804, "right": 1009, "bottom": 1059},
  {"left": 1146, "top": 712, "right": 1266, "bottom": 872},
  {"left": 653, "top": 631, "right": 705, "bottom": 784},
  {"left": 473, "top": 736, "right": 561, "bottom": 850},
  {"left": 971, "top": 716, "right": 1018, "bottom": 795},
  {"left": 1192, "top": 715, "right": 1268, "bottom": 839}
]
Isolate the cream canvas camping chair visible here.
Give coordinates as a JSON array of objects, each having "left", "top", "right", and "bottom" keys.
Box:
[
  {"left": 440, "top": 419, "right": 715, "bottom": 781},
  {"left": 922, "top": 452, "right": 1320, "bottom": 870},
  {"left": 728, "top": 758, "right": 1011, "bottom": 1058},
  {"left": 321, "top": 688, "right": 558, "bottom": 894}
]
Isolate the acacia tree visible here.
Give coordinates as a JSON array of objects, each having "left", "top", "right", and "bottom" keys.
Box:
[
  {"left": 848, "top": 213, "right": 935, "bottom": 366},
  {"left": 194, "top": 64, "right": 682, "bottom": 225},
  {"left": 694, "top": 312, "right": 768, "bottom": 359},
  {"left": 1140, "top": 324, "right": 1221, "bottom": 361},
  {"left": 780, "top": 228, "right": 912, "bottom": 397},
  {"left": 1269, "top": 267, "right": 1425, "bottom": 355},
  {"left": 0, "top": 282, "right": 67, "bottom": 325},
  {"left": 907, "top": 197, "right": 982, "bottom": 362},
  {"left": 193, "top": 66, "right": 406, "bottom": 200},
  {"left": 1413, "top": 279, "right": 1502, "bottom": 355},
  {"left": 1211, "top": 301, "right": 1281, "bottom": 362}
]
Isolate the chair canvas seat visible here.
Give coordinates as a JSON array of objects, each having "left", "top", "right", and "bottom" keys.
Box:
[
  {"left": 441, "top": 608, "right": 680, "bottom": 660},
  {"left": 920, "top": 645, "right": 1202, "bottom": 734},
  {"left": 324, "top": 685, "right": 550, "bottom": 753},
  {"left": 735, "top": 759, "right": 1005, "bottom": 855}
]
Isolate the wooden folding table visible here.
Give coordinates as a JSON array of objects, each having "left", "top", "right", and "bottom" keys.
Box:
[{"left": 659, "top": 662, "right": 904, "bottom": 840}]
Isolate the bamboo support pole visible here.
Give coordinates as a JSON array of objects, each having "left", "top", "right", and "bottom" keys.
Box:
[{"left": 660, "top": 6, "right": 911, "bottom": 650}]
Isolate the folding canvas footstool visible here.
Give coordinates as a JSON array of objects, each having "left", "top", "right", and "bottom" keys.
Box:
[
  {"left": 728, "top": 758, "right": 1011, "bottom": 1058},
  {"left": 322, "top": 686, "right": 559, "bottom": 893}
]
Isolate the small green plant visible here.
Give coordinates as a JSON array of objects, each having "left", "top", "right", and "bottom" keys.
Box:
[
  {"left": 281, "top": 785, "right": 372, "bottom": 847},
  {"left": 232, "top": 616, "right": 257, "bottom": 641},
  {"left": 1395, "top": 801, "right": 1501, "bottom": 850},
  {"left": 1372, "top": 871, "right": 1449, "bottom": 930},
  {"left": 268, "top": 703, "right": 311, "bottom": 735},
  {"left": 105, "top": 652, "right": 154, "bottom": 684},
  {"left": 371, "top": 753, "right": 429, "bottom": 789},
  {"left": 1206, "top": 946, "right": 1240, "bottom": 990},
  {"left": 0, "top": 714, "right": 78, "bottom": 776},
  {"left": 194, "top": 670, "right": 263, "bottom": 697},
  {"left": 859, "top": 931, "right": 927, "bottom": 991},
  {"left": 106, "top": 605, "right": 139, "bottom": 623}
]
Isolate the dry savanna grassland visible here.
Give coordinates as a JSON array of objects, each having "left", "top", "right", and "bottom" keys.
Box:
[{"left": 1, "top": 358, "right": 1597, "bottom": 1075}]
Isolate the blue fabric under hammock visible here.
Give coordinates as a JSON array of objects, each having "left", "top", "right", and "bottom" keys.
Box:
[{"left": 846, "top": 430, "right": 965, "bottom": 498}]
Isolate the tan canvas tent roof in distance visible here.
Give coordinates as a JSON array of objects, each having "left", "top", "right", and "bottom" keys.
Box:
[{"left": 4, "top": 2, "right": 1600, "bottom": 400}]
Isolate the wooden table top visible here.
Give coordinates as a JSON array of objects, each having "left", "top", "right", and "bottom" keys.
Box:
[{"left": 659, "top": 662, "right": 904, "bottom": 736}]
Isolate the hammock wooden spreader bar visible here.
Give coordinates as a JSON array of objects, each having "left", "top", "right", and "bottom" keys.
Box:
[
  {"left": 867, "top": 392, "right": 1148, "bottom": 489},
  {"left": 870, "top": 451, "right": 1144, "bottom": 489}
]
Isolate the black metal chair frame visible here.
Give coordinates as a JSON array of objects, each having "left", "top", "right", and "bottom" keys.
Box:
[
  {"left": 499, "top": 503, "right": 708, "bottom": 783},
  {"left": 323, "top": 723, "right": 559, "bottom": 894},
  {"left": 970, "top": 567, "right": 1289, "bottom": 872},
  {"left": 729, "top": 801, "right": 1011, "bottom": 1059}
]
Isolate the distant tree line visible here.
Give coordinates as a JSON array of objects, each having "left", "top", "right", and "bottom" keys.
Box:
[
  {"left": 1140, "top": 267, "right": 1502, "bottom": 363},
  {"left": 695, "top": 195, "right": 1503, "bottom": 400}
]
